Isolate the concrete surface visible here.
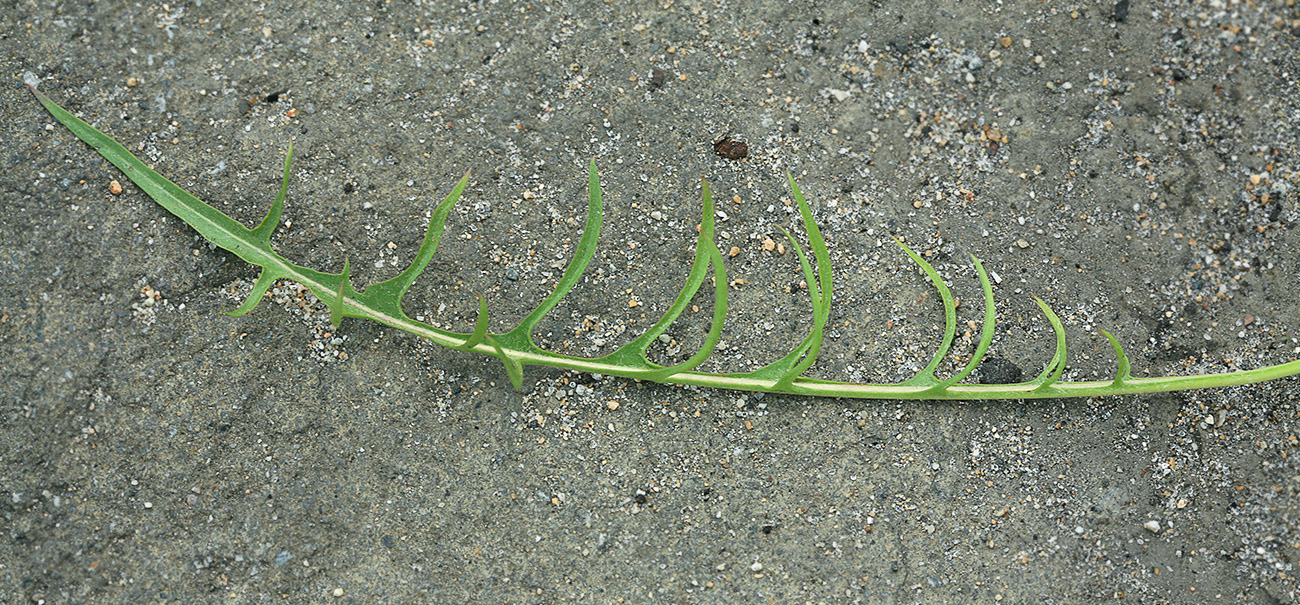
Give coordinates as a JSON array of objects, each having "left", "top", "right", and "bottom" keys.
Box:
[{"left": 2, "top": 0, "right": 1298, "bottom": 602}]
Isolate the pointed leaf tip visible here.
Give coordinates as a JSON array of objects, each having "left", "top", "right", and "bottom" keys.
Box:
[
  {"left": 505, "top": 161, "right": 602, "bottom": 344},
  {"left": 1029, "top": 295, "right": 1068, "bottom": 389},
  {"left": 894, "top": 236, "right": 957, "bottom": 386},
  {"left": 251, "top": 141, "right": 293, "bottom": 243},
  {"left": 484, "top": 335, "right": 524, "bottom": 390},
  {"left": 1100, "top": 328, "right": 1132, "bottom": 385},
  {"left": 928, "top": 253, "right": 996, "bottom": 393},
  {"left": 225, "top": 270, "right": 279, "bottom": 317},
  {"left": 460, "top": 294, "right": 490, "bottom": 351}
]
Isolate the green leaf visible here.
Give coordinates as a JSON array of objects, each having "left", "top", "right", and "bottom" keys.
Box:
[
  {"left": 30, "top": 84, "right": 266, "bottom": 266},
  {"left": 642, "top": 178, "right": 728, "bottom": 382},
  {"left": 735, "top": 174, "right": 830, "bottom": 388},
  {"left": 251, "top": 138, "right": 293, "bottom": 244},
  {"left": 458, "top": 295, "right": 490, "bottom": 352},
  {"left": 225, "top": 269, "right": 281, "bottom": 317},
  {"left": 1100, "top": 329, "right": 1132, "bottom": 386},
  {"left": 497, "top": 160, "right": 603, "bottom": 355},
  {"left": 362, "top": 171, "right": 470, "bottom": 316},
  {"left": 894, "top": 238, "right": 957, "bottom": 387},
  {"left": 32, "top": 84, "right": 1300, "bottom": 401},
  {"left": 600, "top": 180, "right": 716, "bottom": 372},
  {"left": 1027, "top": 296, "right": 1068, "bottom": 390},
  {"left": 928, "top": 254, "right": 996, "bottom": 392}
]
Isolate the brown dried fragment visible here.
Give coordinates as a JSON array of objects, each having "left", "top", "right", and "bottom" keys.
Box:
[
  {"left": 713, "top": 134, "right": 748, "bottom": 160},
  {"left": 650, "top": 68, "right": 666, "bottom": 89},
  {"left": 109, "top": 180, "right": 123, "bottom": 195}
]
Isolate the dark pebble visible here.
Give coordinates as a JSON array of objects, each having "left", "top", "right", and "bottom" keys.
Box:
[
  {"left": 714, "top": 135, "right": 748, "bottom": 160},
  {"left": 1113, "top": 0, "right": 1130, "bottom": 23}
]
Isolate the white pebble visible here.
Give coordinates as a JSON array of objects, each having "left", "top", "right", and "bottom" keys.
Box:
[{"left": 1143, "top": 520, "right": 1161, "bottom": 533}]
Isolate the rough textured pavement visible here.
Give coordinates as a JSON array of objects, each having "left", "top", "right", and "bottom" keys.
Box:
[{"left": 3, "top": 1, "right": 1298, "bottom": 602}]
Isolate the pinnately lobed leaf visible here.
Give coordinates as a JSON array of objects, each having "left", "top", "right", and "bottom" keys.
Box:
[{"left": 28, "top": 84, "right": 1300, "bottom": 400}]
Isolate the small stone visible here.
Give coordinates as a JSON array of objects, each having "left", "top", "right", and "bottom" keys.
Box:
[
  {"left": 1143, "top": 520, "right": 1161, "bottom": 533},
  {"left": 1016, "top": 239, "right": 1030, "bottom": 249},
  {"left": 728, "top": 246, "right": 740, "bottom": 258},
  {"left": 749, "top": 561, "right": 763, "bottom": 572},
  {"left": 761, "top": 238, "right": 776, "bottom": 251},
  {"left": 332, "top": 588, "right": 344, "bottom": 598},
  {"left": 126, "top": 77, "right": 139, "bottom": 87},
  {"left": 999, "top": 36, "right": 1013, "bottom": 47},
  {"left": 606, "top": 401, "right": 619, "bottom": 410},
  {"left": 1113, "top": 0, "right": 1130, "bottom": 23},
  {"left": 627, "top": 298, "right": 640, "bottom": 308},
  {"left": 713, "top": 135, "right": 748, "bottom": 160},
  {"left": 109, "top": 180, "right": 124, "bottom": 195},
  {"left": 143, "top": 501, "right": 153, "bottom": 509}
]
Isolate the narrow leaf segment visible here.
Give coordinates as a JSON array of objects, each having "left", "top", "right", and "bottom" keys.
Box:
[{"left": 30, "top": 85, "right": 1300, "bottom": 400}]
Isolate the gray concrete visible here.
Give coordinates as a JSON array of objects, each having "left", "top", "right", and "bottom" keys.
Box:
[{"left": 2, "top": 1, "right": 1298, "bottom": 602}]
